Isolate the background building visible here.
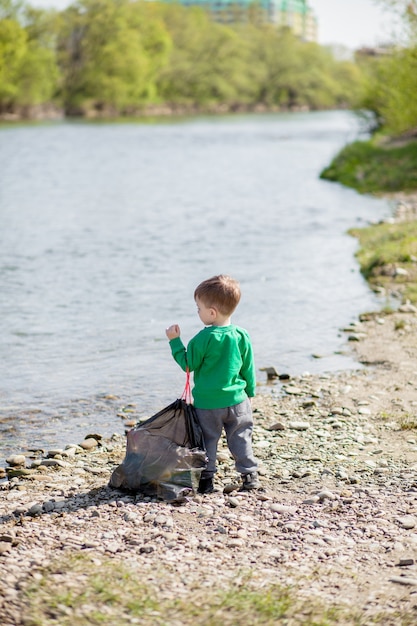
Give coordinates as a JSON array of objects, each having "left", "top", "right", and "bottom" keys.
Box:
[
  {"left": 164, "top": 0, "right": 318, "bottom": 41},
  {"left": 274, "top": 1, "right": 317, "bottom": 42}
]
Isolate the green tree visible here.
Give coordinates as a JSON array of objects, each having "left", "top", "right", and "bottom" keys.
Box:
[
  {"left": 0, "top": 2, "right": 59, "bottom": 112},
  {"left": 235, "top": 25, "right": 361, "bottom": 109},
  {"left": 355, "top": 1, "right": 417, "bottom": 134},
  {"left": 0, "top": 18, "right": 26, "bottom": 107},
  {"left": 57, "top": 0, "right": 171, "bottom": 115},
  {"left": 358, "top": 46, "right": 417, "bottom": 134},
  {"left": 156, "top": 5, "right": 255, "bottom": 106}
]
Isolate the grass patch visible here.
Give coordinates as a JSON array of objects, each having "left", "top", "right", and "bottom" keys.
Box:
[
  {"left": 18, "top": 553, "right": 381, "bottom": 626},
  {"left": 349, "top": 220, "right": 417, "bottom": 303},
  {"left": 320, "top": 139, "right": 417, "bottom": 193},
  {"left": 399, "top": 414, "right": 417, "bottom": 430}
]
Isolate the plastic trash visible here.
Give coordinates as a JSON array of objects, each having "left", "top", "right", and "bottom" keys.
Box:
[{"left": 109, "top": 398, "right": 207, "bottom": 501}]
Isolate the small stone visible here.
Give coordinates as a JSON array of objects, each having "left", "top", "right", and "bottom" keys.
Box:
[
  {"left": 399, "top": 302, "right": 417, "bottom": 313},
  {"left": 6, "top": 468, "right": 32, "bottom": 478},
  {"left": 27, "top": 504, "right": 43, "bottom": 517},
  {"left": 268, "top": 422, "right": 286, "bottom": 431},
  {"left": 318, "top": 490, "right": 337, "bottom": 502},
  {"left": 155, "top": 515, "right": 171, "bottom": 526},
  {"left": 260, "top": 366, "right": 279, "bottom": 380},
  {"left": 0, "top": 542, "right": 12, "bottom": 554},
  {"left": 40, "top": 459, "right": 69, "bottom": 468},
  {"left": 47, "top": 449, "right": 64, "bottom": 457},
  {"left": 227, "top": 538, "right": 245, "bottom": 547},
  {"left": 227, "top": 497, "right": 241, "bottom": 508},
  {"left": 389, "top": 576, "right": 417, "bottom": 586},
  {"left": 302, "top": 401, "right": 317, "bottom": 409},
  {"left": 395, "top": 267, "right": 409, "bottom": 276},
  {"left": 140, "top": 545, "right": 155, "bottom": 554},
  {"left": 80, "top": 438, "right": 99, "bottom": 451},
  {"left": 223, "top": 483, "right": 240, "bottom": 494},
  {"left": 303, "top": 496, "right": 320, "bottom": 504},
  {"left": 398, "top": 558, "right": 415, "bottom": 567},
  {"left": 284, "top": 386, "right": 304, "bottom": 395},
  {"left": 397, "top": 515, "right": 416, "bottom": 530},
  {"left": 269, "top": 503, "right": 296, "bottom": 514},
  {"left": 253, "top": 440, "right": 271, "bottom": 449},
  {"left": 6, "top": 455, "right": 26, "bottom": 467},
  {"left": 288, "top": 421, "right": 310, "bottom": 431}
]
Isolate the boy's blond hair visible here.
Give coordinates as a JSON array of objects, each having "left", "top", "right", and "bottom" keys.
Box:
[{"left": 194, "top": 275, "right": 241, "bottom": 316}]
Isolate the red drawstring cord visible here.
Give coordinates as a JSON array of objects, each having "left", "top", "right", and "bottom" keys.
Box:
[{"left": 181, "top": 367, "right": 192, "bottom": 404}]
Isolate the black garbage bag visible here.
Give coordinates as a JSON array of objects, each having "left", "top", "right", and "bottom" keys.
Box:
[{"left": 109, "top": 398, "right": 207, "bottom": 501}]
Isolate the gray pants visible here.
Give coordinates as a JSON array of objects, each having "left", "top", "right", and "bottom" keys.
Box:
[{"left": 195, "top": 398, "right": 258, "bottom": 478}]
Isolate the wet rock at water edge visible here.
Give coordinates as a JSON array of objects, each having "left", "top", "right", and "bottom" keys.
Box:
[
  {"left": 6, "top": 454, "right": 26, "bottom": 467},
  {"left": 260, "top": 366, "right": 280, "bottom": 380},
  {"left": 80, "top": 438, "right": 99, "bottom": 451},
  {"left": 6, "top": 468, "right": 32, "bottom": 478}
]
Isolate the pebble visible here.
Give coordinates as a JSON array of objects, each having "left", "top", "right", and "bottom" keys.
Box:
[
  {"left": 397, "top": 515, "right": 416, "bottom": 530},
  {"left": 27, "top": 504, "right": 43, "bottom": 517},
  {"left": 318, "top": 490, "right": 337, "bottom": 502},
  {"left": 288, "top": 421, "right": 310, "bottom": 431},
  {"left": 0, "top": 542, "right": 12, "bottom": 554},
  {"left": 79, "top": 438, "right": 99, "bottom": 451},
  {"left": 389, "top": 576, "right": 417, "bottom": 586},
  {"left": 6, "top": 455, "right": 26, "bottom": 467},
  {"left": 284, "top": 386, "right": 304, "bottom": 395}
]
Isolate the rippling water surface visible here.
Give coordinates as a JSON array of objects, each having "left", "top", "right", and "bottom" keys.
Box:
[{"left": 0, "top": 111, "right": 391, "bottom": 462}]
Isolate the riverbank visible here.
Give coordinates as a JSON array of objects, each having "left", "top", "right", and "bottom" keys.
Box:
[
  {"left": 2, "top": 219, "right": 417, "bottom": 624},
  {"left": 320, "top": 137, "right": 417, "bottom": 194},
  {"left": 0, "top": 102, "right": 313, "bottom": 123},
  {"left": 1, "top": 314, "right": 417, "bottom": 625},
  {"left": 3, "top": 190, "right": 417, "bottom": 624}
]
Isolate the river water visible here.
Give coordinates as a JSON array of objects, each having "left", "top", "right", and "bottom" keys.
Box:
[{"left": 0, "top": 111, "right": 391, "bottom": 463}]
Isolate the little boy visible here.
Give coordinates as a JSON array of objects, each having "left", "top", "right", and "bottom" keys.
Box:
[{"left": 165, "top": 274, "right": 259, "bottom": 494}]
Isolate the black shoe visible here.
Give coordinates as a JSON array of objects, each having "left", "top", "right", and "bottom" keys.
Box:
[
  {"left": 241, "top": 472, "right": 260, "bottom": 490},
  {"left": 198, "top": 476, "right": 214, "bottom": 494}
]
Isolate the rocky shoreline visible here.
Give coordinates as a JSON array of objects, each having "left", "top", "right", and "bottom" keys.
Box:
[
  {"left": 2, "top": 307, "right": 417, "bottom": 624},
  {"left": 0, "top": 102, "right": 312, "bottom": 123},
  {"left": 2, "top": 198, "right": 417, "bottom": 625}
]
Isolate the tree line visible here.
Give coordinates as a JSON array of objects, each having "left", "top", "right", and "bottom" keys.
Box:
[
  {"left": 356, "top": 0, "right": 417, "bottom": 136},
  {"left": 0, "top": 0, "right": 364, "bottom": 118},
  {"left": 319, "top": 2, "right": 417, "bottom": 193}
]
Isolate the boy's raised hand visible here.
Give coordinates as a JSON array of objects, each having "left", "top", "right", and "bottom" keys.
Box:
[{"left": 166, "top": 324, "right": 181, "bottom": 340}]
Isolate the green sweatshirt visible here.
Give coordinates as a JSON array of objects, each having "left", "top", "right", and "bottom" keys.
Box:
[{"left": 169, "top": 325, "right": 256, "bottom": 409}]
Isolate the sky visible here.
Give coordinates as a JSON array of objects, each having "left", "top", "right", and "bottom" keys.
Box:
[
  {"left": 29, "top": 0, "right": 399, "bottom": 51},
  {"left": 311, "top": 0, "right": 398, "bottom": 49}
]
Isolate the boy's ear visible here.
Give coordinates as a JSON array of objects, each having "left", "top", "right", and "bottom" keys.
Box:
[{"left": 209, "top": 307, "right": 217, "bottom": 319}]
